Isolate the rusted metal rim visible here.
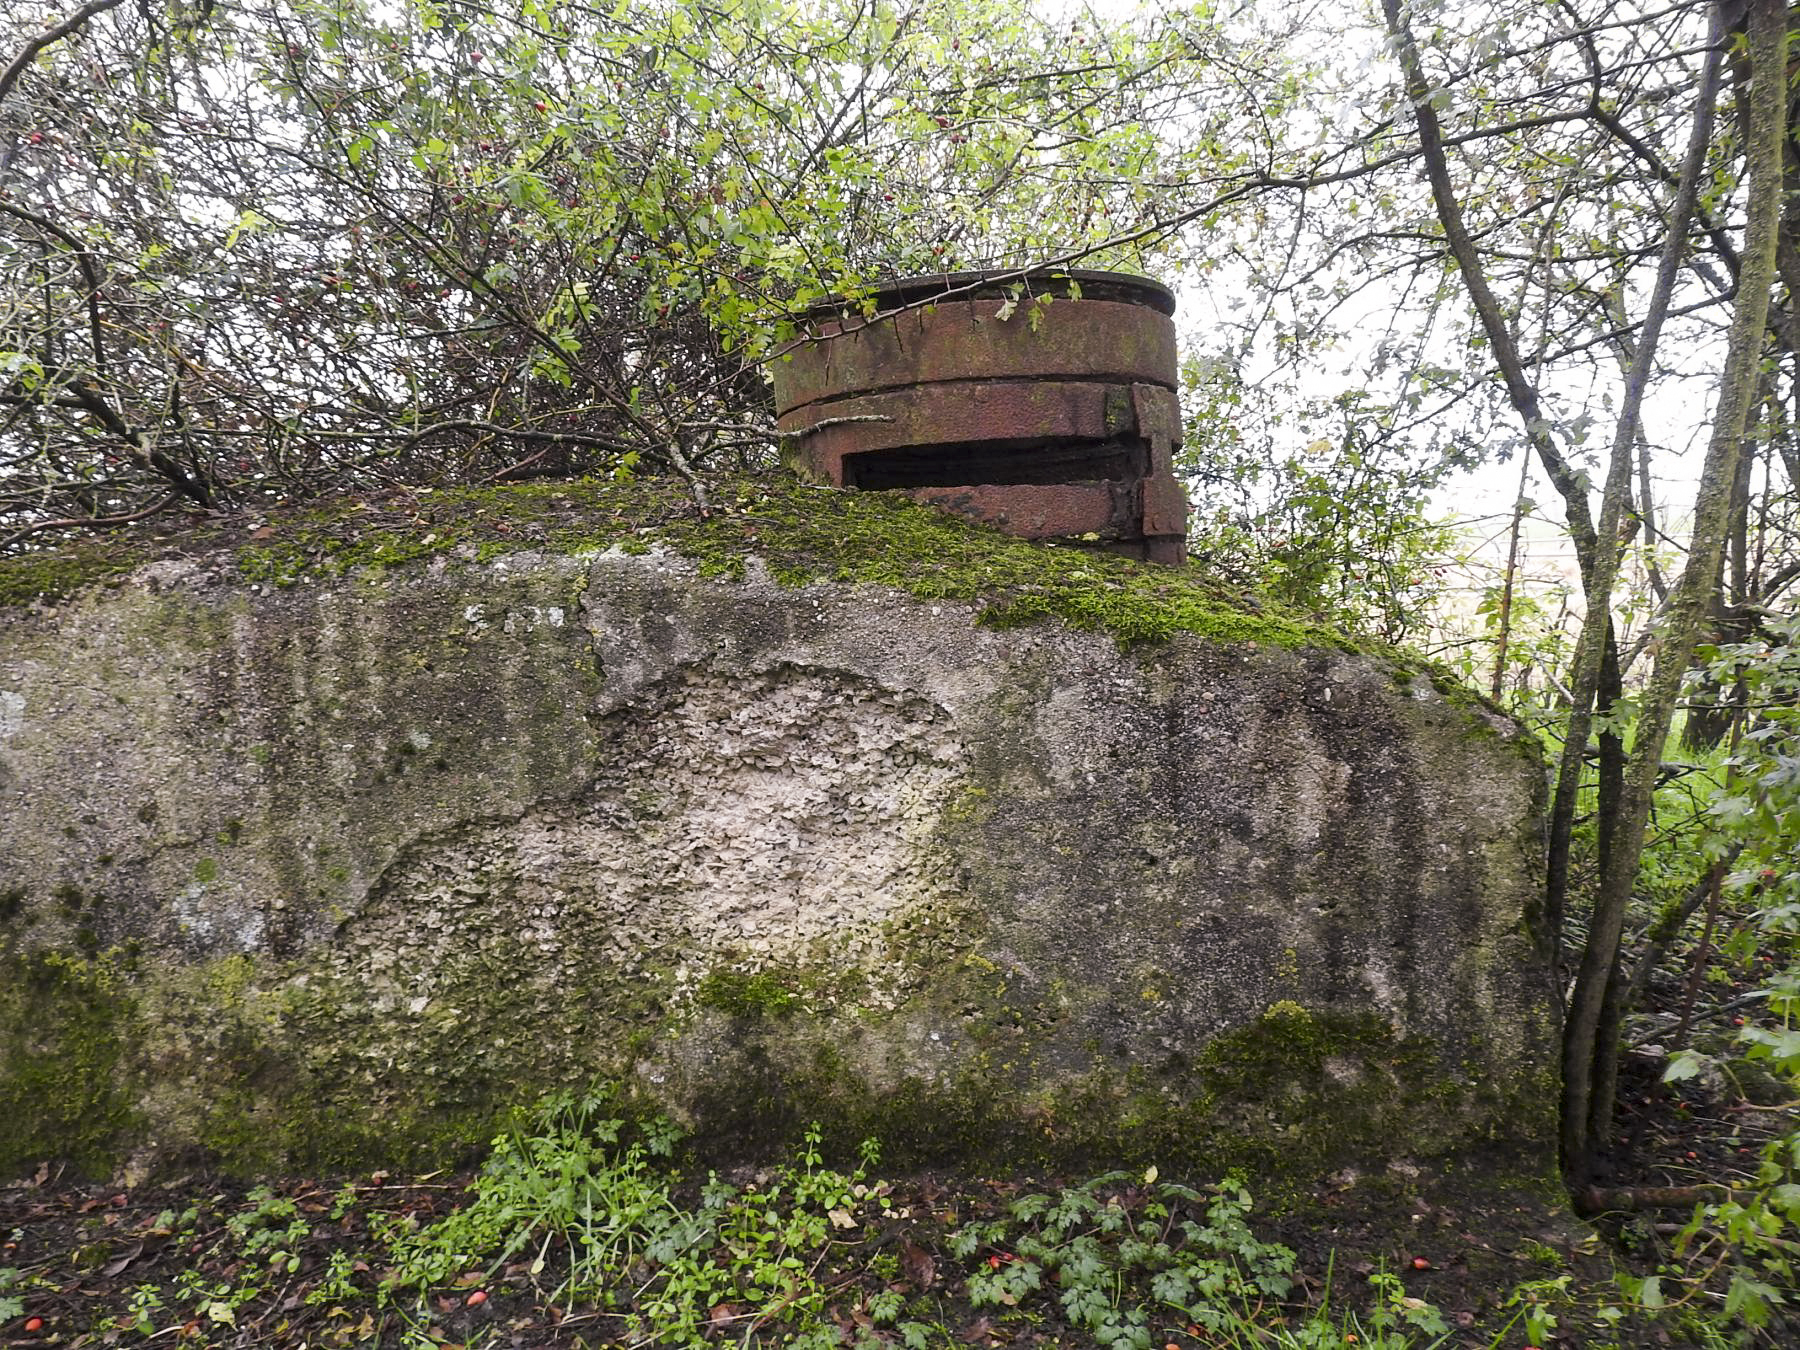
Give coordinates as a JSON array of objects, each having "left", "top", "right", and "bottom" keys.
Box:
[
  {"left": 773, "top": 269, "right": 1180, "bottom": 417},
  {"left": 802, "top": 268, "right": 1176, "bottom": 321},
  {"left": 771, "top": 265, "right": 1190, "bottom": 565}
]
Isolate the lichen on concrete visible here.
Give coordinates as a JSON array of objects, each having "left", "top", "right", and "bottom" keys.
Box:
[{"left": 0, "top": 478, "right": 1555, "bottom": 1180}]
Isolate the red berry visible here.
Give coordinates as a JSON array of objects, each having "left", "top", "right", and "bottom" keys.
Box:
[
  {"left": 465, "top": 1290, "right": 488, "bottom": 1307},
  {"left": 1411, "top": 1257, "right": 1431, "bottom": 1270},
  {"left": 25, "top": 1318, "right": 44, "bottom": 1333}
]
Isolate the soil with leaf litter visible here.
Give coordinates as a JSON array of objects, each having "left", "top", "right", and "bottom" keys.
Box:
[{"left": 5, "top": 1089, "right": 1787, "bottom": 1350}]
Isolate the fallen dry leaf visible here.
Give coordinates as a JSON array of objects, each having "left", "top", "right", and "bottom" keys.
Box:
[{"left": 900, "top": 1240, "right": 936, "bottom": 1290}]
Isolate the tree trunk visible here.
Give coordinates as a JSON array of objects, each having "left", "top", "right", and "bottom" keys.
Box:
[
  {"left": 1561, "top": 0, "right": 1790, "bottom": 1177},
  {"left": 1381, "top": 0, "right": 1726, "bottom": 1017}
]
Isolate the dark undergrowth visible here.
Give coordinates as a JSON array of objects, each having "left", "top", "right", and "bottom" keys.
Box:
[{"left": 2, "top": 1075, "right": 1793, "bottom": 1350}]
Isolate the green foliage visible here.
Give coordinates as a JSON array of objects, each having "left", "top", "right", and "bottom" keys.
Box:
[
  {"left": 937, "top": 1170, "right": 1514, "bottom": 1349},
  {"left": 1619, "top": 617, "right": 1800, "bottom": 1340},
  {"left": 375, "top": 1095, "right": 890, "bottom": 1346},
  {"left": 1500, "top": 1274, "right": 1569, "bottom": 1346},
  {"left": 362, "top": 1110, "right": 1478, "bottom": 1349},
  {"left": 1700, "top": 616, "right": 1800, "bottom": 936},
  {"left": 3, "top": 0, "right": 1266, "bottom": 541},
  {"left": 124, "top": 1281, "right": 166, "bottom": 1336},
  {"left": 948, "top": 1170, "right": 1298, "bottom": 1347},
  {"left": 1462, "top": 574, "right": 1577, "bottom": 719},
  {"left": 1182, "top": 377, "right": 1458, "bottom": 643},
  {"left": 2, "top": 1086, "right": 1658, "bottom": 1348},
  {"left": 223, "top": 1186, "right": 307, "bottom": 1275},
  {"left": 0, "top": 1266, "right": 22, "bottom": 1323}
]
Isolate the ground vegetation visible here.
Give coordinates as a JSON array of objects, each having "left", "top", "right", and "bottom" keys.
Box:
[{"left": 3, "top": 1087, "right": 1790, "bottom": 1349}]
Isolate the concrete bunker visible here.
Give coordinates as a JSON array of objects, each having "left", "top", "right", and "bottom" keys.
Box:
[{"left": 0, "top": 489, "right": 1557, "bottom": 1177}]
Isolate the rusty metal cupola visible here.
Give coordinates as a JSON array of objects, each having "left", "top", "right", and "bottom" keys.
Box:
[{"left": 771, "top": 269, "right": 1190, "bottom": 564}]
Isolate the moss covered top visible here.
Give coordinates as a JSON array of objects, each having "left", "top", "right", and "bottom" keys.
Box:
[{"left": 0, "top": 475, "right": 1346, "bottom": 651}]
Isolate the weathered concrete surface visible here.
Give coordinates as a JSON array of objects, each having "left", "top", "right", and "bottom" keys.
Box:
[{"left": 0, "top": 528, "right": 1555, "bottom": 1179}]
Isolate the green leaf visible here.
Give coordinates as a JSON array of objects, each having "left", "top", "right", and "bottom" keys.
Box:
[
  {"left": 1662, "top": 1049, "right": 1708, "bottom": 1082},
  {"left": 223, "top": 209, "right": 267, "bottom": 251}
]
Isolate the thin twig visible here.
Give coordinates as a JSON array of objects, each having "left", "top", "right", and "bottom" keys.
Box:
[
  {"left": 0, "top": 492, "right": 176, "bottom": 551},
  {"left": 787, "top": 414, "right": 894, "bottom": 436},
  {"left": 0, "top": 0, "right": 129, "bottom": 107}
]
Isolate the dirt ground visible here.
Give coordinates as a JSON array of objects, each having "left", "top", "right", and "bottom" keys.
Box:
[{"left": 3, "top": 1066, "right": 1791, "bottom": 1350}]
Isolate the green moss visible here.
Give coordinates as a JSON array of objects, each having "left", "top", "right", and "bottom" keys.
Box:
[
  {"left": 2, "top": 474, "right": 1524, "bottom": 727},
  {"left": 6, "top": 476, "right": 1350, "bottom": 652},
  {"left": 192, "top": 1084, "right": 511, "bottom": 1176},
  {"left": 666, "top": 980, "right": 1552, "bottom": 1201},
  {"left": 1005, "top": 1005, "right": 1461, "bottom": 1191},
  {"left": 695, "top": 969, "right": 801, "bottom": 1019},
  {"left": 666, "top": 482, "right": 1339, "bottom": 651},
  {"left": 0, "top": 920, "right": 1551, "bottom": 1185},
  {"left": 176, "top": 932, "right": 687, "bottom": 1175},
  {"left": 0, "top": 949, "right": 141, "bottom": 1175},
  {"left": 0, "top": 545, "right": 141, "bottom": 608},
  {"left": 193, "top": 858, "right": 218, "bottom": 884},
  {"left": 0, "top": 932, "right": 668, "bottom": 1177},
  {"left": 1260, "top": 997, "right": 1311, "bottom": 1025}
]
